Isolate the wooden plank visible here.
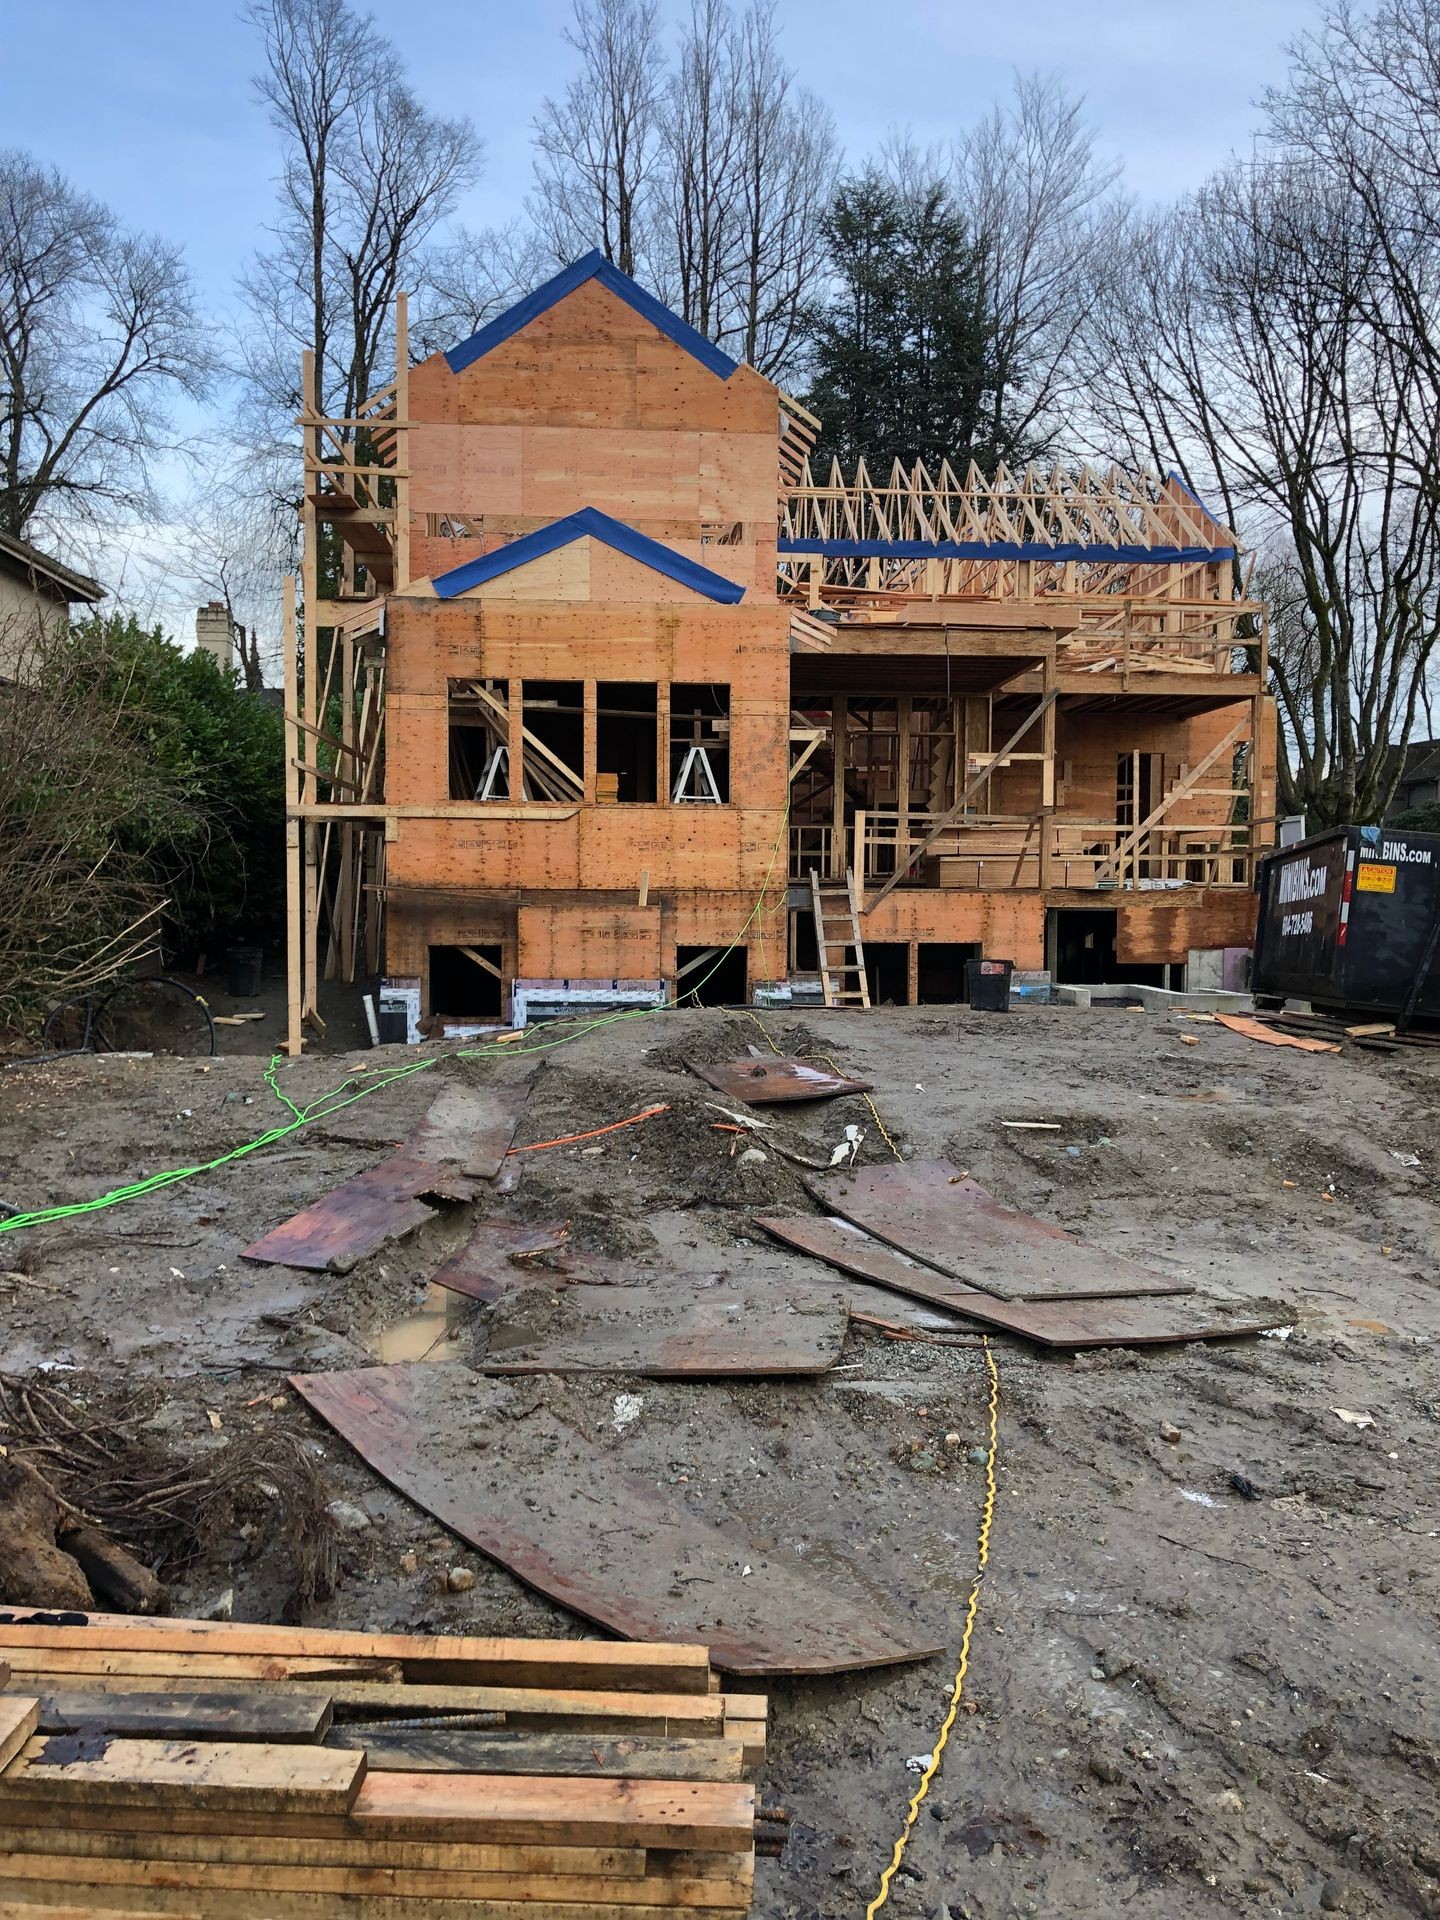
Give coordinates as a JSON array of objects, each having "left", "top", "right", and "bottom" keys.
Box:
[
  {"left": 289, "top": 1363, "right": 941, "bottom": 1677},
  {"left": 0, "top": 1700, "right": 38, "bottom": 1775},
  {"left": 2, "top": 1673, "right": 725, "bottom": 1733},
  {"left": 0, "top": 1855, "right": 754, "bottom": 1909},
  {"left": 0, "top": 1650, "right": 399, "bottom": 1685},
  {"left": 0, "top": 1907, "right": 199, "bottom": 1920},
  {"left": 0, "top": 1735, "right": 364, "bottom": 1814},
  {"left": 31, "top": 1691, "right": 331, "bottom": 1743},
  {"left": 758, "top": 1213, "right": 1292, "bottom": 1349},
  {"left": 0, "top": 1891, "right": 745, "bottom": 1920},
  {"left": 0, "top": 1826, "right": 642, "bottom": 1874},
  {"left": 0, "top": 1617, "right": 711, "bottom": 1697},
  {"left": 480, "top": 1281, "right": 848, "bottom": 1378},
  {"left": 324, "top": 1730, "right": 746, "bottom": 1781},
  {"left": 806, "top": 1159, "right": 1194, "bottom": 1302},
  {"left": 1215, "top": 1013, "right": 1342, "bottom": 1054}
]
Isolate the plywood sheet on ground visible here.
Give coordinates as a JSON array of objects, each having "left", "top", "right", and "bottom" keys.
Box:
[
  {"left": 687, "top": 1059, "right": 872, "bottom": 1104},
  {"left": 758, "top": 1214, "right": 1291, "bottom": 1349},
  {"left": 240, "top": 1082, "right": 533, "bottom": 1272},
  {"left": 1215, "top": 1013, "right": 1342, "bottom": 1054},
  {"left": 806, "top": 1159, "right": 1192, "bottom": 1302},
  {"left": 429, "top": 1220, "right": 574, "bottom": 1303},
  {"left": 289, "top": 1363, "right": 940, "bottom": 1676},
  {"left": 479, "top": 1281, "right": 848, "bottom": 1376}
]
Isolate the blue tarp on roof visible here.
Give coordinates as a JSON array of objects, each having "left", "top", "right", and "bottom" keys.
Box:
[
  {"left": 431, "top": 506, "right": 746, "bottom": 603},
  {"left": 444, "top": 250, "right": 738, "bottom": 381}
]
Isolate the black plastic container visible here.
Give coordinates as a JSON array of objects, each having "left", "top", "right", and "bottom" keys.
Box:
[
  {"left": 1252, "top": 825, "right": 1440, "bottom": 1016},
  {"left": 966, "top": 956, "right": 1015, "bottom": 1011},
  {"left": 226, "top": 945, "right": 263, "bottom": 997},
  {"left": 377, "top": 1007, "right": 409, "bottom": 1045}
]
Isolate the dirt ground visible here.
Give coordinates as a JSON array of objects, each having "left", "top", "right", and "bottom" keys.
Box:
[{"left": 1, "top": 999, "right": 1437, "bottom": 1919}]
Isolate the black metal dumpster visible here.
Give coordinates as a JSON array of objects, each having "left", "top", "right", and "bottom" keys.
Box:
[{"left": 1252, "top": 825, "right": 1440, "bottom": 1017}]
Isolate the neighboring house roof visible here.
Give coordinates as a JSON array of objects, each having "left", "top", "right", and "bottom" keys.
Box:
[
  {"left": 0, "top": 528, "right": 104, "bottom": 604},
  {"left": 443, "top": 249, "right": 740, "bottom": 382},
  {"left": 430, "top": 506, "right": 746, "bottom": 605},
  {"left": 1389, "top": 738, "right": 1440, "bottom": 790}
]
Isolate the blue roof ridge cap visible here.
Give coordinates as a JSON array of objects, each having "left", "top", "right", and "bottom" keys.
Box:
[
  {"left": 430, "top": 506, "right": 746, "bottom": 604},
  {"left": 443, "top": 252, "right": 738, "bottom": 382}
]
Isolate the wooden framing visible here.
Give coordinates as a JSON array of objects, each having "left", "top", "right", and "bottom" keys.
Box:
[{"left": 282, "top": 265, "right": 1276, "bottom": 1049}]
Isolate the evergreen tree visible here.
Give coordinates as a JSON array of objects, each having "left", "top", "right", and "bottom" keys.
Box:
[{"left": 803, "top": 167, "right": 1021, "bottom": 475}]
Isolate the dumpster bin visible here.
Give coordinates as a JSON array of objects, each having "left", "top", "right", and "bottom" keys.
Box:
[
  {"left": 966, "top": 956, "right": 1015, "bottom": 1011},
  {"left": 1252, "top": 825, "right": 1440, "bottom": 1017}
]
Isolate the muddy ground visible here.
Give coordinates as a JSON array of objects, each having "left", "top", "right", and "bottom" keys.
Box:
[{"left": 1, "top": 1000, "right": 1437, "bottom": 1919}]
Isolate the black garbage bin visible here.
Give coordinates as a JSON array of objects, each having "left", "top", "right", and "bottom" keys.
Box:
[
  {"left": 226, "top": 945, "right": 263, "bottom": 997},
  {"left": 966, "top": 956, "right": 1014, "bottom": 1011}
]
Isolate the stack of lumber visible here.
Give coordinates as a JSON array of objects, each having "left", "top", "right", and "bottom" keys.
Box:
[{"left": 0, "top": 1611, "right": 767, "bottom": 1917}]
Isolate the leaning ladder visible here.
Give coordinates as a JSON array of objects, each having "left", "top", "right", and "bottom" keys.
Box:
[{"left": 809, "top": 868, "right": 872, "bottom": 1009}]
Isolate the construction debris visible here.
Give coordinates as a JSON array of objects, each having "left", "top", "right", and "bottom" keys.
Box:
[
  {"left": 480, "top": 1280, "right": 850, "bottom": 1377},
  {"left": 686, "top": 1058, "right": 873, "bottom": 1104},
  {"left": 0, "top": 1611, "right": 766, "bottom": 1913},
  {"left": 290, "top": 1363, "right": 941, "bottom": 1676},
  {"left": 240, "top": 1080, "right": 534, "bottom": 1271},
  {"left": 807, "top": 1159, "right": 1193, "bottom": 1302},
  {"left": 757, "top": 1213, "right": 1292, "bottom": 1351}
]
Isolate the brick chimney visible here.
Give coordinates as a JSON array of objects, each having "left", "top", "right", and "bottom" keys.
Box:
[{"left": 194, "top": 600, "right": 233, "bottom": 667}]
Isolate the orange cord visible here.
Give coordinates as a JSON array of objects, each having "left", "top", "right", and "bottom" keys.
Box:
[{"left": 506, "top": 1104, "right": 672, "bottom": 1153}]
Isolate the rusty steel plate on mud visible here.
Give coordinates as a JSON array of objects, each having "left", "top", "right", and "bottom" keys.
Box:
[
  {"left": 807, "top": 1158, "right": 1192, "bottom": 1302},
  {"left": 687, "top": 1058, "right": 872, "bottom": 1104},
  {"left": 480, "top": 1280, "right": 848, "bottom": 1376},
  {"left": 289, "top": 1363, "right": 941, "bottom": 1676},
  {"left": 758, "top": 1214, "right": 1290, "bottom": 1349},
  {"left": 240, "top": 1083, "right": 534, "bottom": 1272}
]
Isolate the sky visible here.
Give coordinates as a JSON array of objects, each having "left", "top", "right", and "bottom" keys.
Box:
[{"left": 0, "top": 0, "right": 1324, "bottom": 637}]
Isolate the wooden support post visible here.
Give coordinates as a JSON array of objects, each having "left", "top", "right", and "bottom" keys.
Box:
[
  {"left": 583, "top": 678, "right": 597, "bottom": 804},
  {"left": 394, "top": 292, "right": 411, "bottom": 590},
  {"left": 508, "top": 679, "right": 525, "bottom": 801},
  {"left": 1038, "top": 652, "right": 1057, "bottom": 893},
  {"left": 338, "top": 628, "right": 356, "bottom": 981},
  {"left": 282, "top": 576, "right": 303, "bottom": 1056},
  {"left": 897, "top": 695, "right": 912, "bottom": 875},
  {"left": 831, "top": 695, "right": 847, "bottom": 881},
  {"left": 300, "top": 348, "right": 321, "bottom": 1031}
]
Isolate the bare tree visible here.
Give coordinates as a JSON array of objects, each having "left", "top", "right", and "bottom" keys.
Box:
[
  {"left": 531, "top": 0, "right": 665, "bottom": 278},
  {"left": 1077, "top": 155, "right": 1440, "bottom": 825},
  {"left": 0, "top": 150, "right": 211, "bottom": 545},
  {"left": 951, "top": 73, "right": 1122, "bottom": 456},
  {"left": 725, "top": 5, "right": 837, "bottom": 376},
  {"left": 412, "top": 222, "right": 551, "bottom": 359},
  {"left": 240, "top": 0, "right": 477, "bottom": 438},
  {"left": 660, "top": 0, "right": 743, "bottom": 335}
]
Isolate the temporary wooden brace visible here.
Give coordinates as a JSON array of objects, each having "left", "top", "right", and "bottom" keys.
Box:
[
  {"left": 1092, "top": 716, "right": 1249, "bottom": 884},
  {"left": 864, "top": 688, "right": 1059, "bottom": 913},
  {"left": 810, "top": 870, "right": 871, "bottom": 1009}
]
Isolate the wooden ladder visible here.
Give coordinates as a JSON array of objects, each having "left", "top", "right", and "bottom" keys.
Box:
[{"left": 810, "top": 868, "right": 872, "bottom": 1009}]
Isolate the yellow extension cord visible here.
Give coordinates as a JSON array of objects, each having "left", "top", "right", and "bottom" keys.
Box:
[{"left": 742, "top": 1007, "right": 1001, "bottom": 1913}]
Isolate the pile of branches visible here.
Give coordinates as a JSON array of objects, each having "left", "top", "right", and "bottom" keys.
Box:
[{"left": 0, "top": 1371, "right": 339, "bottom": 1605}]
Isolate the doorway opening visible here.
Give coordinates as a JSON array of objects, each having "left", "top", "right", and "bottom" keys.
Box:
[
  {"left": 864, "top": 942, "right": 909, "bottom": 1006},
  {"left": 917, "top": 941, "right": 980, "bottom": 1004},
  {"left": 429, "top": 944, "right": 503, "bottom": 1018},
  {"left": 676, "top": 944, "right": 748, "bottom": 1006}
]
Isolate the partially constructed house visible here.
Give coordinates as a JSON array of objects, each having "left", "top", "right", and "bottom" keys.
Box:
[{"left": 283, "top": 252, "right": 1272, "bottom": 1050}]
